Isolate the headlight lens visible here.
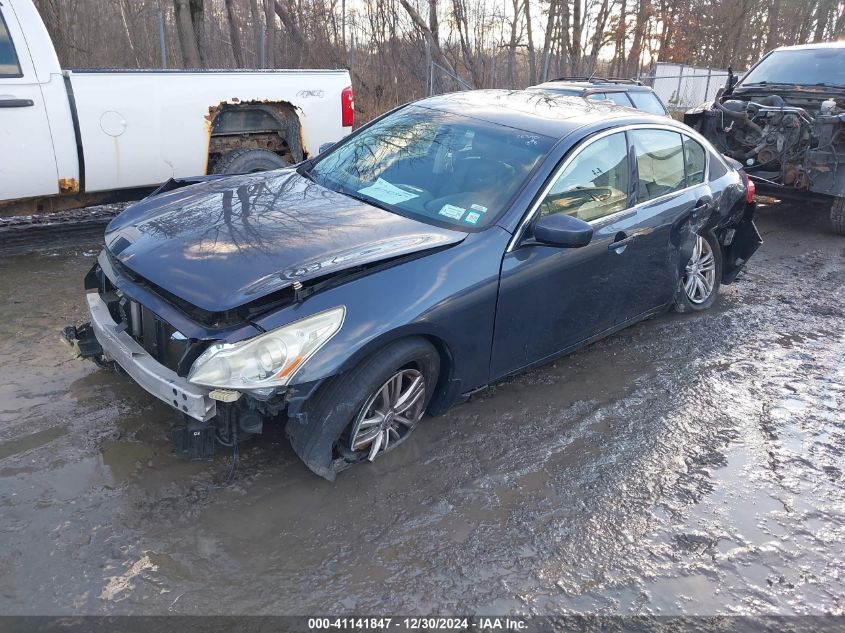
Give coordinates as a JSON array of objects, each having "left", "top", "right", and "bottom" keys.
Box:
[{"left": 187, "top": 306, "right": 345, "bottom": 390}]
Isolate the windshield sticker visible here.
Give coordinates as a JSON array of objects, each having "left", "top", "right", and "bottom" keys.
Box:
[
  {"left": 438, "top": 204, "right": 466, "bottom": 220},
  {"left": 470, "top": 204, "right": 488, "bottom": 213},
  {"left": 464, "top": 211, "right": 482, "bottom": 225},
  {"left": 357, "top": 178, "right": 419, "bottom": 205}
]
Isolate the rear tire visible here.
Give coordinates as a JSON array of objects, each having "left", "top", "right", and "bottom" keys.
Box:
[
  {"left": 831, "top": 197, "right": 845, "bottom": 236},
  {"left": 673, "top": 230, "right": 722, "bottom": 313},
  {"left": 289, "top": 338, "right": 440, "bottom": 479},
  {"left": 211, "top": 148, "right": 289, "bottom": 174}
]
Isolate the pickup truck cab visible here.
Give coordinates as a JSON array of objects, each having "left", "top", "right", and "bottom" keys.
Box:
[{"left": 0, "top": 0, "right": 353, "bottom": 213}]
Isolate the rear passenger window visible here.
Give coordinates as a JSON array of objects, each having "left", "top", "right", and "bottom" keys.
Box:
[
  {"left": 0, "top": 13, "right": 22, "bottom": 77},
  {"left": 631, "top": 129, "right": 685, "bottom": 203},
  {"left": 539, "top": 132, "right": 630, "bottom": 222},
  {"left": 683, "top": 136, "right": 706, "bottom": 186},
  {"left": 629, "top": 92, "right": 667, "bottom": 115},
  {"left": 708, "top": 154, "right": 728, "bottom": 180}
]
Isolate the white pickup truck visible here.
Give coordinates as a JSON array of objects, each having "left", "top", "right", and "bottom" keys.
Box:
[{"left": 0, "top": 0, "right": 353, "bottom": 214}]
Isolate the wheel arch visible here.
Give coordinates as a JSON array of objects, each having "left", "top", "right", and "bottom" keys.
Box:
[
  {"left": 331, "top": 326, "right": 458, "bottom": 416},
  {"left": 205, "top": 100, "right": 306, "bottom": 173},
  {"left": 286, "top": 328, "right": 458, "bottom": 480}
]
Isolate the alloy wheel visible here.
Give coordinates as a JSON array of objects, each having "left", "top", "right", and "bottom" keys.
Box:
[
  {"left": 684, "top": 235, "right": 716, "bottom": 304},
  {"left": 347, "top": 368, "right": 426, "bottom": 462}
]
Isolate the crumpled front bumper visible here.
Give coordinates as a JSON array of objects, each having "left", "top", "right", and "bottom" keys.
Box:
[{"left": 86, "top": 292, "right": 216, "bottom": 421}]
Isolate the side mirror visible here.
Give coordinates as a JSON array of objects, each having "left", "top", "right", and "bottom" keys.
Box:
[{"left": 532, "top": 213, "right": 593, "bottom": 248}]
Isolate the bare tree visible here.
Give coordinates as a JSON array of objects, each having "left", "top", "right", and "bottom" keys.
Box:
[
  {"left": 174, "top": 0, "right": 202, "bottom": 67},
  {"left": 224, "top": 0, "right": 246, "bottom": 67},
  {"left": 264, "top": 0, "right": 276, "bottom": 67}
]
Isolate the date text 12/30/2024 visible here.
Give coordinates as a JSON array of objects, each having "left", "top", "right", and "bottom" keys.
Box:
[{"left": 307, "top": 617, "right": 528, "bottom": 630}]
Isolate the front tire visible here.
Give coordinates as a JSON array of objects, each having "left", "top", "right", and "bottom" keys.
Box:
[
  {"left": 290, "top": 338, "right": 440, "bottom": 479},
  {"left": 673, "top": 231, "right": 722, "bottom": 313},
  {"left": 831, "top": 197, "right": 845, "bottom": 236}
]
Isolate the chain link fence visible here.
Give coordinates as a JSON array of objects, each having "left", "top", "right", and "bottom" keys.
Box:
[{"left": 637, "top": 62, "right": 742, "bottom": 115}]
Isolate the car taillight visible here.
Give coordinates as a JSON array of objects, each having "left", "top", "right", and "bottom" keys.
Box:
[
  {"left": 743, "top": 172, "right": 756, "bottom": 204},
  {"left": 341, "top": 86, "right": 354, "bottom": 127}
]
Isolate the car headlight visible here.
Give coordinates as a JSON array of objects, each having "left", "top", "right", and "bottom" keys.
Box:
[{"left": 187, "top": 306, "right": 345, "bottom": 390}]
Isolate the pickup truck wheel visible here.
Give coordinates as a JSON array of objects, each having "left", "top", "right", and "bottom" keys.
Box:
[
  {"left": 831, "top": 197, "right": 845, "bottom": 236},
  {"left": 211, "top": 148, "right": 289, "bottom": 174},
  {"left": 673, "top": 231, "right": 722, "bottom": 313},
  {"left": 290, "top": 338, "right": 440, "bottom": 479}
]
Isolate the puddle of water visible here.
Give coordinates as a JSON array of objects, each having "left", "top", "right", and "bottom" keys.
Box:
[{"left": 0, "top": 425, "right": 67, "bottom": 460}]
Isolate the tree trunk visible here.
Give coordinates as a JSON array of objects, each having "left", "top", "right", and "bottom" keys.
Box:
[
  {"left": 524, "top": 0, "right": 536, "bottom": 84},
  {"left": 560, "top": 0, "right": 571, "bottom": 74},
  {"left": 836, "top": 3, "right": 845, "bottom": 38},
  {"left": 766, "top": 0, "right": 781, "bottom": 50},
  {"left": 587, "top": 0, "right": 610, "bottom": 69},
  {"left": 189, "top": 0, "right": 207, "bottom": 66},
  {"left": 541, "top": 0, "right": 558, "bottom": 81},
  {"left": 118, "top": 1, "right": 140, "bottom": 67},
  {"left": 613, "top": 0, "right": 627, "bottom": 75},
  {"left": 452, "top": 0, "right": 480, "bottom": 87},
  {"left": 224, "top": 0, "right": 245, "bottom": 67},
  {"left": 626, "top": 0, "right": 649, "bottom": 77},
  {"left": 507, "top": 0, "right": 519, "bottom": 88},
  {"left": 264, "top": 0, "right": 275, "bottom": 68},
  {"left": 248, "top": 0, "right": 262, "bottom": 66},
  {"left": 174, "top": 0, "right": 201, "bottom": 67},
  {"left": 428, "top": 0, "right": 439, "bottom": 46},
  {"left": 812, "top": 0, "right": 834, "bottom": 41},
  {"left": 398, "top": 0, "right": 455, "bottom": 74},
  {"left": 571, "top": 0, "right": 582, "bottom": 74}
]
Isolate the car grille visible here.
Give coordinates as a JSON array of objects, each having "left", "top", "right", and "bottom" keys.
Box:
[
  {"left": 89, "top": 258, "right": 209, "bottom": 377},
  {"left": 118, "top": 299, "right": 191, "bottom": 374}
]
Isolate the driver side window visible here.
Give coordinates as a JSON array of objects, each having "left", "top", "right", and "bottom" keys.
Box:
[{"left": 539, "top": 132, "right": 630, "bottom": 222}]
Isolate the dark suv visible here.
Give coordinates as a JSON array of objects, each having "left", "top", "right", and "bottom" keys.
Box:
[{"left": 528, "top": 77, "right": 670, "bottom": 116}]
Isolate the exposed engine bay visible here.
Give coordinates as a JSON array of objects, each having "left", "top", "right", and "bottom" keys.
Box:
[{"left": 687, "top": 88, "right": 845, "bottom": 198}]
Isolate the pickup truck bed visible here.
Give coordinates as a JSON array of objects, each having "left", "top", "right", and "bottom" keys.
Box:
[{"left": 0, "top": 0, "right": 353, "bottom": 212}]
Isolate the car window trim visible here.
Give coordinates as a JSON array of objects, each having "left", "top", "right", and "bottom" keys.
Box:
[{"left": 508, "top": 123, "right": 714, "bottom": 252}]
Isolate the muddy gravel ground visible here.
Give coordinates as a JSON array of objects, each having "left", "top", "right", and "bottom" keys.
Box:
[{"left": 0, "top": 200, "right": 843, "bottom": 616}]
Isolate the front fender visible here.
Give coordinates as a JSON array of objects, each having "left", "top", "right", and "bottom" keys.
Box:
[{"left": 256, "top": 227, "right": 511, "bottom": 398}]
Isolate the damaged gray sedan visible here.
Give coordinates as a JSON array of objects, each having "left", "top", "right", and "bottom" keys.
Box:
[{"left": 63, "top": 91, "right": 761, "bottom": 480}]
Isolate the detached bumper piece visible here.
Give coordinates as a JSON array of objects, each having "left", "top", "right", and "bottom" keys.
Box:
[
  {"left": 723, "top": 205, "right": 763, "bottom": 284},
  {"left": 80, "top": 292, "right": 217, "bottom": 422},
  {"left": 60, "top": 323, "right": 103, "bottom": 360},
  {"left": 171, "top": 422, "right": 215, "bottom": 459}
]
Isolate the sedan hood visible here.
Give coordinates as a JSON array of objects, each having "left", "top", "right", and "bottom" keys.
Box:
[{"left": 105, "top": 170, "right": 465, "bottom": 312}]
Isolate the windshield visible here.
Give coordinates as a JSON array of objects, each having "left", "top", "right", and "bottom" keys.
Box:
[
  {"left": 740, "top": 48, "right": 845, "bottom": 88},
  {"left": 309, "top": 106, "right": 555, "bottom": 229}
]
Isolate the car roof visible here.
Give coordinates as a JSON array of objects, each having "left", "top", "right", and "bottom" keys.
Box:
[
  {"left": 773, "top": 41, "right": 845, "bottom": 52},
  {"left": 529, "top": 80, "right": 655, "bottom": 93},
  {"left": 414, "top": 89, "right": 671, "bottom": 138}
]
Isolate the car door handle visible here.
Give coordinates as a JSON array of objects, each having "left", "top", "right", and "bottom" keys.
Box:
[
  {"left": 608, "top": 235, "right": 635, "bottom": 251},
  {"left": 0, "top": 98, "right": 34, "bottom": 108},
  {"left": 692, "top": 196, "right": 713, "bottom": 214}
]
